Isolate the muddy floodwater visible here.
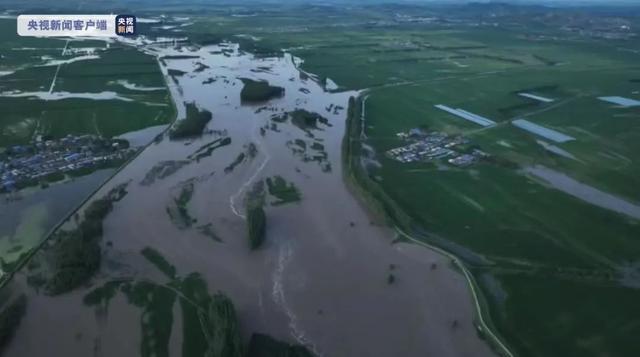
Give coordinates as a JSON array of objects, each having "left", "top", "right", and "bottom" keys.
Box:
[{"left": 4, "top": 42, "right": 495, "bottom": 357}]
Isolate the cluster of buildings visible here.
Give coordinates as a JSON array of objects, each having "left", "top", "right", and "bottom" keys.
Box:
[
  {"left": 386, "top": 128, "right": 488, "bottom": 167},
  {"left": 449, "top": 150, "right": 490, "bottom": 166},
  {"left": 1, "top": 135, "right": 131, "bottom": 192}
]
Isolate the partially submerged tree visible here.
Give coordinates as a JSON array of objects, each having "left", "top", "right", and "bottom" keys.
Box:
[
  {"left": 246, "top": 182, "right": 267, "bottom": 250},
  {"left": 247, "top": 204, "right": 266, "bottom": 250},
  {"left": 205, "top": 294, "right": 244, "bottom": 357}
]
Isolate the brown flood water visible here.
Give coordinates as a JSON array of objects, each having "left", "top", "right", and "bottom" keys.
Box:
[{"left": 4, "top": 42, "right": 495, "bottom": 357}]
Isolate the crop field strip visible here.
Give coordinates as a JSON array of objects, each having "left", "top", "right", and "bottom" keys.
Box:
[{"left": 0, "top": 19, "right": 173, "bottom": 148}]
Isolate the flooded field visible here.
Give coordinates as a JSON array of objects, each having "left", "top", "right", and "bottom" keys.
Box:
[
  {"left": 0, "top": 168, "right": 116, "bottom": 267},
  {"left": 3, "top": 41, "right": 494, "bottom": 357}
]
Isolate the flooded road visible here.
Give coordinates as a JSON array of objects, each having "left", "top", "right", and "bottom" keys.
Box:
[{"left": 4, "top": 42, "right": 495, "bottom": 357}]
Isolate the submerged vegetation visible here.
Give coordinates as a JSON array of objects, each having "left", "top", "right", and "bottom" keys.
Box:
[
  {"left": 141, "top": 160, "right": 190, "bottom": 186},
  {"left": 141, "top": 247, "right": 177, "bottom": 279},
  {"left": 224, "top": 153, "right": 246, "bottom": 174},
  {"left": 291, "top": 109, "right": 331, "bottom": 129},
  {"left": 82, "top": 280, "right": 123, "bottom": 308},
  {"left": 168, "top": 68, "right": 187, "bottom": 77},
  {"left": 285, "top": 136, "right": 332, "bottom": 173},
  {"left": 246, "top": 182, "right": 267, "bottom": 250},
  {"left": 169, "top": 103, "right": 212, "bottom": 140},
  {"left": 240, "top": 78, "right": 285, "bottom": 103},
  {"left": 166, "top": 182, "right": 196, "bottom": 229},
  {"left": 289, "top": 110, "right": 331, "bottom": 137},
  {"left": 246, "top": 334, "right": 314, "bottom": 357},
  {"left": 266, "top": 176, "right": 301, "bottom": 206},
  {"left": 0, "top": 294, "right": 27, "bottom": 353},
  {"left": 197, "top": 223, "right": 223, "bottom": 242},
  {"left": 203, "top": 294, "right": 245, "bottom": 357},
  {"left": 247, "top": 204, "right": 267, "bottom": 250},
  {"left": 188, "top": 137, "right": 232, "bottom": 161},
  {"left": 80, "top": 250, "right": 310, "bottom": 357},
  {"left": 42, "top": 184, "right": 128, "bottom": 295},
  {"left": 123, "top": 281, "right": 176, "bottom": 357}
]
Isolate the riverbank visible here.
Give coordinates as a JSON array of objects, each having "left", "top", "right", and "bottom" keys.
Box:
[{"left": 342, "top": 93, "right": 514, "bottom": 357}]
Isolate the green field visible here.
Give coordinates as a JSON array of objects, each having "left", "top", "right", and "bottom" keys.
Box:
[
  {"left": 356, "top": 24, "right": 640, "bottom": 357},
  {"left": 0, "top": 19, "right": 173, "bottom": 148},
  {"left": 357, "top": 34, "right": 640, "bottom": 357}
]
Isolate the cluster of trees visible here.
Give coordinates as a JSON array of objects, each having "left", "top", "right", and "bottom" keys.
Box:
[
  {"left": 45, "top": 186, "right": 126, "bottom": 295},
  {"left": 290, "top": 109, "right": 330, "bottom": 131},
  {"left": 189, "top": 137, "right": 232, "bottom": 162},
  {"left": 247, "top": 204, "right": 266, "bottom": 250},
  {"left": 141, "top": 247, "right": 177, "bottom": 279},
  {"left": 240, "top": 79, "right": 285, "bottom": 103},
  {"left": 266, "top": 176, "right": 301, "bottom": 206},
  {"left": 46, "top": 228, "right": 102, "bottom": 295},
  {"left": 196, "top": 288, "right": 312, "bottom": 357},
  {"left": 171, "top": 182, "right": 196, "bottom": 229},
  {"left": 201, "top": 292, "right": 312, "bottom": 357},
  {"left": 224, "top": 153, "right": 246, "bottom": 174},
  {"left": 0, "top": 294, "right": 27, "bottom": 353},
  {"left": 170, "top": 103, "right": 213, "bottom": 140},
  {"left": 204, "top": 294, "right": 245, "bottom": 357},
  {"left": 79, "top": 260, "right": 312, "bottom": 357},
  {"left": 246, "top": 334, "right": 314, "bottom": 357},
  {"left": 168, "top": 68, "right": 187, "bottom": 77}
]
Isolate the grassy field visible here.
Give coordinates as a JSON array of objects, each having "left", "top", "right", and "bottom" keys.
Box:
[
  {"left": 0, "top": 19, "right": 173, "bottom": 148},
  {"left": 358, "top": 32, "right": 640, "bottom": 357}
]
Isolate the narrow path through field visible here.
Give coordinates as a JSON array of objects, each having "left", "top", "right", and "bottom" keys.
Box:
[{"left": 48, "top": 40, "right": 71, "bottom": 94}]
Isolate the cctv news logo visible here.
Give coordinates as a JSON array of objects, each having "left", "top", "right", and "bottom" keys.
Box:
[
  {"left": 17, "top": 14, "right": 137, "bottom": 37},
  {"left": 115, "top": 15, "right": 136, "bottom": 36}
]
